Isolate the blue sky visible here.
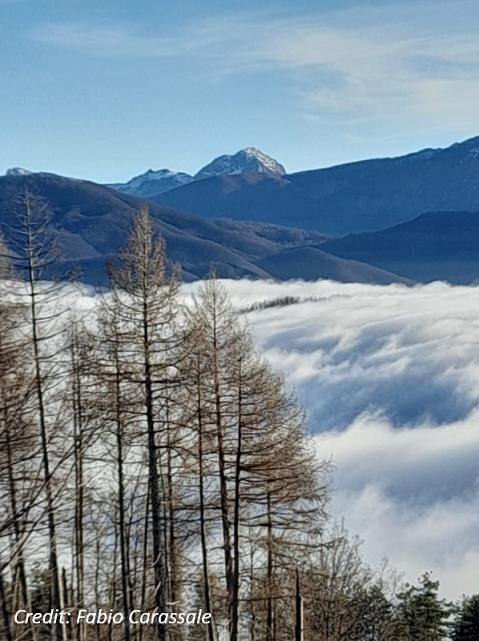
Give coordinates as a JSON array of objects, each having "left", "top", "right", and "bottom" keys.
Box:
[{"left": 1, "top": 0, "right": 479, "bottom": 181}]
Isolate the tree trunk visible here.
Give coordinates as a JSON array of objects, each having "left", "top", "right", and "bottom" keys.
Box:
[
  {"left": 71, "top": 338, "right": 85, "bottom": 641},
  {"left": 143, "top": 311, "right": 167, "bottom": 641},
  {"left": 266, "top": 492, "right": 273, "bottom": 641},
  {"left": 114, "top": 347, "right": 131, "bottom": 641},
  {"left": 212, "top": 307, "right": 234, "bottom": 634},
  {"left": 230, "top": 357, "right": 243, "bottom": 641},
  {"left": 27, "top": 246, "right": 62, "bottom": 641},
  {"left": 195, "top": 359, "right": 215, "bottom": 641},
  {"left": 295, "top": 571, "right": 303, "bottom": 641}
]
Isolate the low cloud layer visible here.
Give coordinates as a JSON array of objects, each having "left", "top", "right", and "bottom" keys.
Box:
[
  {"left": 67, "top": 279, "right": 479, "bottom": 599},
  {"left": 184, "top": 279, "right": 479, "bottom": 599}
]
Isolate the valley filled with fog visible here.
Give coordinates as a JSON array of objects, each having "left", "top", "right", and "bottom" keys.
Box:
[
  {"left": 182, "top": 279, "right": 479, "bottom": 600},
  {"left": 58, "top": 277, "right": 479, "bottom": 600}
]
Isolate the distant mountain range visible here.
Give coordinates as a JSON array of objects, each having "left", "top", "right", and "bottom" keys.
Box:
[
  {"left": 0, "top": 172, "right": 408, "bottom": 286},
  {"left": 107, "top": 147, "right": 285, "bottom": 198},
  {"left": 5, "top": 135, "right": 479, "bottom": 286},
  {"left": 147, "top": 136, "right": 479, "bottom": 235}
]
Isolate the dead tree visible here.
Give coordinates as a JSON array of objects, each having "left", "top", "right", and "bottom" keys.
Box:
[
  {"left": 4, "top": 190, "right": 72, "bottom": 641},
  {"left": 108, "top": 207, "right": 183, "bottom": 641}
]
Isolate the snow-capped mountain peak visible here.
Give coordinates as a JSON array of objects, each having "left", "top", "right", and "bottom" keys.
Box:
[
  {"left": 107, "top": 147, "right": 286, "bottom": 199},
  {"left": 243, "top": 147, "right": 286, "bottom": 174},
  {"left": 5, "top": 167, "right": 33, "bottom": 177},
  {"left": 195, "top": 147, "right": 286, "bottom": 181},
  {"left": 107, "top": 169, "right": 193, "bottom": 198}
]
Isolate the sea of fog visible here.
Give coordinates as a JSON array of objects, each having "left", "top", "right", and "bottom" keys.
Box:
[{"left": 66, "top": 278, "right": 479, "bottom": 599}]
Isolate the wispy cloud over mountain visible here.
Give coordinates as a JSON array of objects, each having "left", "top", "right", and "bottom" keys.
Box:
[{"left": 6, "top": 0, "right": 479, "bottom": 179}]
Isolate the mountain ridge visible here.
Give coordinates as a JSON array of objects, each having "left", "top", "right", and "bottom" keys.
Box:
[
  {"left": 106, "top": 147, "right": 285, "bottom": 198},
  {"left": 151, "top": 135, "right": 479, "bottom": 234},
  {"left": 322, "top": 210, "right": 479, "bottom": 284},
  {"left": 11, "top": 136, "right": 479, "bottom": 237},
  {"left": 0, "top": 172, "right": 406, "bottom": 286},
  {"left": 5, "top": 136, "right": 479, "bottom": 286}
]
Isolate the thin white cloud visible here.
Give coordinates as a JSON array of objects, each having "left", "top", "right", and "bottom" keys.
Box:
[
  {"left": 32, "top": 23, "right": 190, "bottom": 58},
  {"left": 31, "top": 1, "right": 479, "bottom": 130}
]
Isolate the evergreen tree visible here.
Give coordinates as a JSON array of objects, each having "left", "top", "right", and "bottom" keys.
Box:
[
  {"left": 360, "top": 584, "right": 400, "bottom": 641},
  {"left": 396, "top": 573, "right": 451, "bottom": 641},
  {"left": 452, "top": 595, "right": 479, "bottom": 641}
]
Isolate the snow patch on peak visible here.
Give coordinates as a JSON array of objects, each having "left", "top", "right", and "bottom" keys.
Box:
[
  {"left": 107, "top": 169, "right": 193, "bottom": 197},
  {"left": 108, "top": 146, "right": 286, "bottom": 199},
  {"left": 242, "top": 147, "right": 286, "bottom": 174},
  {"left": 195, "top": 148, "right": 286, "bottom": 181},
  {"left": 6, "top": 167, "right": 33, "bottom": 177},
  {"left": 126, "top": 168, "right": 191, "bottom": 188}
]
